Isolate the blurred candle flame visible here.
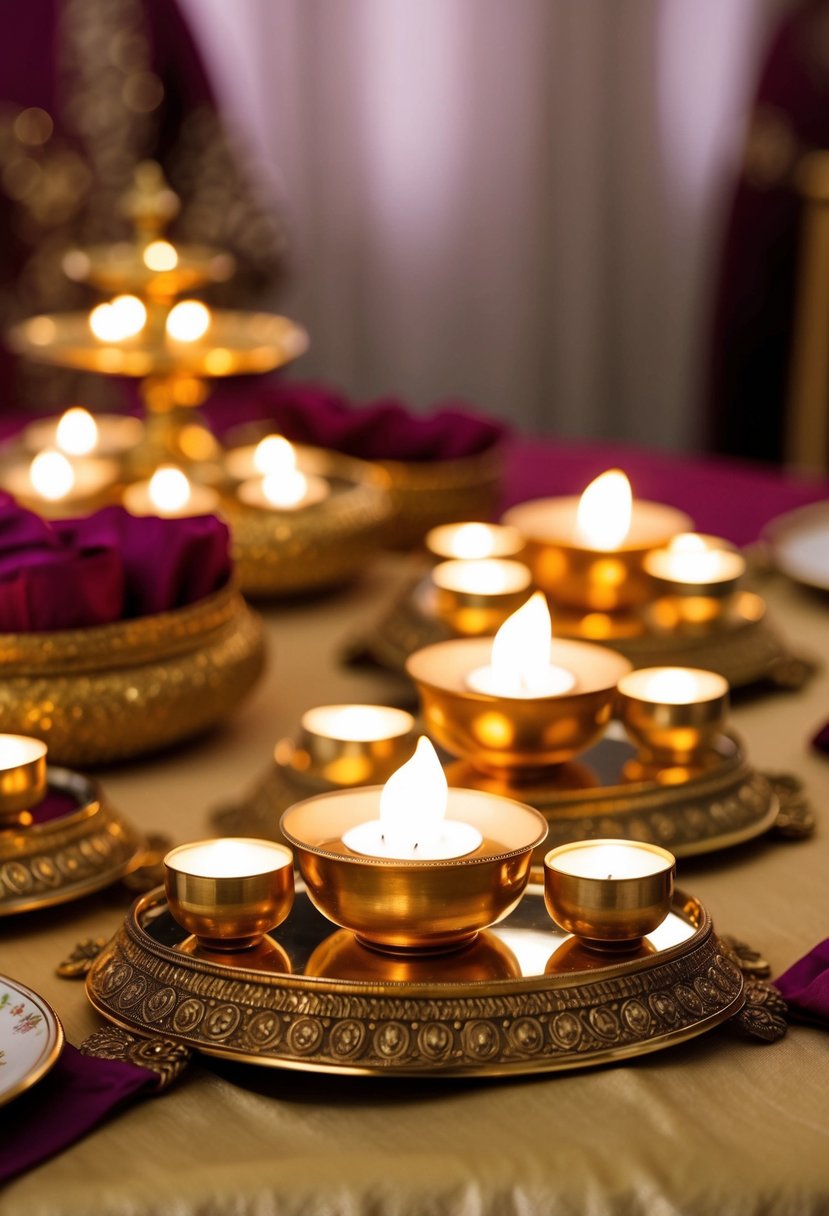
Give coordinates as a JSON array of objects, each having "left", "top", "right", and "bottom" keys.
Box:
[
  {"left": 166, "top": 300, "right": 210, "bottom": 342},
  {"left": 148, "top": 466, "right": 192, "bottom": 513},
  {"left": 30, "top": 450, "right": 75, "bottom": 500},
  {"left": 576, "top": 469, "right": 633, "bottom": 549},
  {"left": 56, "top": 407, "right": 98, "bottom": 456}
]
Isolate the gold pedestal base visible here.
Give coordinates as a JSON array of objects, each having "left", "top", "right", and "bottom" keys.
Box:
[
  {"left": 85, "top": 884, "right": 785, "bottom": 1078},
  {"left": 0, "top": 767, "right": 146, "bottom": 916}
]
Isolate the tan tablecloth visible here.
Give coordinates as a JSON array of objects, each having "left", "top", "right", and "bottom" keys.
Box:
[{"left": 2, "top": 559, "right": 828, "bottom": 1216}]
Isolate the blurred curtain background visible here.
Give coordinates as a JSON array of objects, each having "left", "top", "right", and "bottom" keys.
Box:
[{"left": 178, "top": 0, "right": 792, "bottom": 451}]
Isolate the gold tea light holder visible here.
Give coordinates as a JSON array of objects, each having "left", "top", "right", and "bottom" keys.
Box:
[
  {"left": 0, "top": 581, "right": 265, "bottom": 766},
  {"left": 84, "top": 874, "right": 787, "bottom": 1076},
  {"left": 0, "top": 734, "right": 147, "bottom": 916},
  {"left": 220, "top": 444, "right": 394, "bottom": 598}
]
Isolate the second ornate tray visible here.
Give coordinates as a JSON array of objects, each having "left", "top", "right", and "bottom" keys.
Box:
[{"left": 86, "top": 884, "right": 780, "bottom": 1078}]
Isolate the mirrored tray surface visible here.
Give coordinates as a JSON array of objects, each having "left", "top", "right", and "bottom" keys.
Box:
[{"left": 86, "top": 885, "right": 747, "bottom": 1077}]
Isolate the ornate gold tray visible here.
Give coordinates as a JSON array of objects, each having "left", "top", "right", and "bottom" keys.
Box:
[
  {"left": 0, "top": 583, "right": 265, "bottom": 765},
  {"left": 85, "top": 884, "right": 782, "bottom": 1077},
  {"left": 0, "top": 767, "right": 145, "bottom": 916},
  {"left": 345, "top": 571, "right": 814, "bottom": 690},
  {"left": 8, "top": 311, "right": 308, "bottom": 380},
  {"left": 222, "top": 448, "right": 394, "bottom": 598},
  {"left": 212, "top": 730, "right": 811, "bottom": 862}
]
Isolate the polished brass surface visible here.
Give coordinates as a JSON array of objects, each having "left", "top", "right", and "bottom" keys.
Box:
[
  {"left": 164, "top": 840, "right": 294, "bottom": 951},
  {"left": 85, "top": 885, "right": 753, "bottom": 1076},
  {"left": 503, "top": 499, "right": 692, "bottom": 612},
  {"left": 0, "top": 583, "right": 265, "bottom": 765},
  {"left": 447, "top": 732, "right": 786, "bottom": 862},
  {"left": 617, "top": 670, "right": 730, "bottom": 768},
  {"left": 305, "top": 927, "right": 522, "bottom": 982},
  {"left": 280, "top": 787, "right": 547, "bottom": 952},
  {"left": 378, "top": 446, "right": 505, "bottom": 548},
  {"left": 79, "top": 1025, "right": 192, "bottom": 1091},
  {"left": 0, "top": 735, "right": 47, "bottom": 826},
  {"left": 543, "top": 840, "right": 675, "bottom": 949},
  {"left": 0, "top": 767, "right": 145, "bottom": 916},
  {"left": 223, "top": 448, "right": 394, "bottom": 598},
  {"left": 407, "top": 636, "right": 631, "bottom": 776}
]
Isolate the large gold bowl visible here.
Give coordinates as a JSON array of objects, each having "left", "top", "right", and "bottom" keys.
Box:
[
  {"left": 0, "top": 582, "right": 264, "bottom": 765},
  {"left": 281, "top": 786, "right": 547, "bottom": 953},
  {"left": 407, "top": 637, "right": 631, "bottom": 777}
]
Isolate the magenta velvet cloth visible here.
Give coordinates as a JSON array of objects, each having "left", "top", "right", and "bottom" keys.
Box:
[
  {"left": 775, "top": 939, "right": 829, "bottom": 1029},
  {"left": 812, "top": 721, "right": 829, "bottom": 755},
  {"left": 204, "top": 381, "right": 508, "bottom": 461},
  {"left": 0, "top": 496, "right": 231, "bottom": 632},
  {"left": 0, "top": 1044, "right": 158, "bottom": 1184}
]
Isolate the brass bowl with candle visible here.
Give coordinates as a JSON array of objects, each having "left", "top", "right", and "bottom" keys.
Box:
[
  {"left": 643, "top": 534, "right": 747, "bottom": 629},
  {"left": 223, "top": 447, "right": 394, "bottom": 598},
  {"left": 0, "top": 735, "right": 47, "bottom": 827},
  {"left": 430, "top": 559, "right": 534, "bottom": 637},
  {"left": 0, "top": 582, "right": 265, "bottom": 766},
  {"left": 281, "top": 787, "right": 547, "bottom": 953},
  {"left": 503, "top": 497, "right": 692, "bottom": 613},
  {"left": 617, "top": 667, "right": 730, "bottom": 769},
  {"left": 543, "top": 839, "right": 676, "bottom": 950},
  {"left": 407, "top": 637, "right": 632, "bottom": 777},
  {"left": 164, "top": 839, "right": 295, "bottom": 951}
]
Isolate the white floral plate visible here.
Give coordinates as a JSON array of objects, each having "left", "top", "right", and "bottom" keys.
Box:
[{"left": 0, "top": 976, "right": 64, "bottom": 1106}]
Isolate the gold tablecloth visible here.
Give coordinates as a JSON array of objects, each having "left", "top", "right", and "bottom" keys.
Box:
[{"left": 2, "top": 559, "right": 828, "bottom": 1216}]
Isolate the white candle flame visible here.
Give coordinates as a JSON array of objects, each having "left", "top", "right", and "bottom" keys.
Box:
[
  {"left": 89, "top": 295, "right": 147, "bottom": 342},
  {"left": 56, "top": 407, "right": 98, "bottom": 456},
  {"left": 491, "top": 591, "right": 551, "bottom": 693},
  {"left": 148, "top": 466, "right": 192, "bottom": 513},
  {"left": 254, "top": 435, "right": 295, "bottom": 475},
  {"left": 166, "top": 300, "right": 211, "bottom": 342},
  {"left": 29, "top": 450, "right": 75, "bottom": 500},
  {"left": 575, "top": 469, "right": 633, "bottom": 549},
  {"left": 449, "top": 522, "right": 498, "bottom": 560},
  {"left": 379, "top": 736, "right": 448, "bottom": 854}
]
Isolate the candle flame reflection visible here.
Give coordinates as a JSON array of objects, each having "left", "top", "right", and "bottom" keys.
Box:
[{"left": 575, "top": 469, "right": 632, "bottom": 549}]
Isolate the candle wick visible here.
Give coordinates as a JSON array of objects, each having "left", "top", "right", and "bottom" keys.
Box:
[{"left": 413, "top": 842, "right": 418, "bottom": 851}]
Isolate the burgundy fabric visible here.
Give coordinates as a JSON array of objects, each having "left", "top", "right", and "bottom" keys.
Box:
[
  {"left": 0, "top": 498, "right": 231, "bottom": 632},
  {"left": 28, "top": 788, "right": 82, "bottom": 826},
  {"left": 812, "top": 721, "right": 829, "bottom": 755},
  {"left": 502, "top": 437, "right": 829, "bottom": 547},
  {"left": 707, "top": 0, "right": 829, "bottom": 463},
  {"left": 0, "top": 1043, "right": 157, "bottom": 1184},
  {"left": 204, "top": 381, "right": 508, "bottom": 462},
  {"left": 775, "top": 938, "right": 829, "bottom": 1029}
]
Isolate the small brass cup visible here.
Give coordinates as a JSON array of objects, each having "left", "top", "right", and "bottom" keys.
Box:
[
  {"left": 644, "top": 536, "right": 746, "bottom": 630},
  {"left": 294, "top": 705, "right": 417, "bottom": 787},
  {"left": 164, "top": 838, "right": 294, "bottom": 951},
  {"left": 281, "top": 787, "right": 547, "bottom": 954},
  {"left": 503, "top": 498, "right": 691, "bottom": 613},
  {"left": 407, "top": 637, "right": 631, "bottom": 778},
  {"left": 617, "top": 667, "right": 729, "bottom": 769},
  {"left": 544, "top": 839, "right": 675, "bottom": 951},
  {"left": 0, "top": 735, "right": 48, "bottom": 827},
  {"left": 430, "top": 559, "right": 533, "bottom": 637}
]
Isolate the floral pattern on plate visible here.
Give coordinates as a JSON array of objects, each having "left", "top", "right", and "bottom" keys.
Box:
[{"left": 0, "top": 976, "right": 63, "bottom": 1105}]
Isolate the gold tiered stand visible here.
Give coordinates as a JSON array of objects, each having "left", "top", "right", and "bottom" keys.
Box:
[{"left": 7, "top": 161, "right": 308, "bottom": 474}]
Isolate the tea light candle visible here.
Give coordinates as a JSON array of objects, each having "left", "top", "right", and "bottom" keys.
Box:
[
  {"left": 342, "top": 737, "right": 483, "bottom": 860},
  {"left": 22, "top": 407, "right": 144, "bottom": 459},
  {"left": 123, "top": 465, "right": 220, "bottom": 518},
  {"left": 643, "top": 532, "right": 746, "bottom": 590},
  {"left": 617, "top": 666, "right": 730, "bottom": 770},
  {"left": 432, "top": 559, "right": 532, "bottom": 598},
  {"left": 3, "top": 448, "right": 117, "bottom": 507},
  {"left": 229, "top": 435, "right": 330, "bottom": 512},
  {"left": 425, "top": 521, "right": 524, "bottom": 561},
  {"left": 0, "top": 734, "right": 47, "bottom": 824},
  {"left": 618, "top": 666, "right": 729, "bottom": 707},
  {"left": 296, "top": 704, "right": 417, "bottom": 786},
  {"left": 466, "top": 592, "right": 576, "bottom": 697},
  {"left": 544, "top": 838, "right": 675, "bottom": 948},
  {"left": 164, "top": 837, "right": 294, "bottom": 951}
]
